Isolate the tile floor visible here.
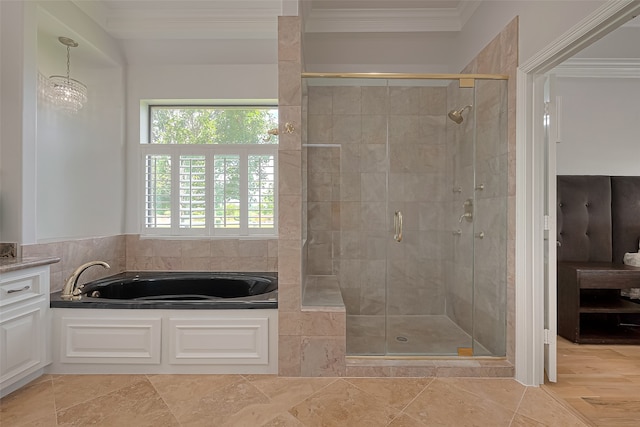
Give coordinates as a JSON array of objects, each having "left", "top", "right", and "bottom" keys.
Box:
[{"left": 1, "top": 373, "right": 589, "bottom": 426}]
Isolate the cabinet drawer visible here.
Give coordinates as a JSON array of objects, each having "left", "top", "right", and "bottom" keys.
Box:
[{"left": 0, "top": 270, "right": 44, "bottom": 307}]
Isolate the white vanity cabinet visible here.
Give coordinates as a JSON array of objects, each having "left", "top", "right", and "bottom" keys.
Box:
[{"left": 0, "top": 265, "right": 51, "bottom": 398}]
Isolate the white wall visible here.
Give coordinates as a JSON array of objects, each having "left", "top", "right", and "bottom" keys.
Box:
[
  {"left": 36, "top": 67, "right": 125, "bottom": 241},
  {"left": 1, "top": 1, "right": 38, "bottom": 245},
  {"left": 34, "top": 2, "right": 126, "bottom": 242},
  {"left": 124, "top": 64, "right": 278, "bottom": 233},
  {"left": 555, "top": 77, "right": 640, "bottom": 176},
  {"left": 453, "top": 1, "right": 607, "bottom": 71}
]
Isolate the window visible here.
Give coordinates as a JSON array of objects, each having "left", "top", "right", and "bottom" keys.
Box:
[{"left": 142, "top": 106, "right": 278, "bottom": 236}]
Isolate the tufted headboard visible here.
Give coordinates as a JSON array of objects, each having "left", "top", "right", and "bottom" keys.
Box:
[
  {"left": 557, "top": 176, "right": 612, "bottom": 262},
  {"left": 611, "top": 176, "right": 640, "bottom": 262},
  {"left": 557, "top": 175, "right": 640, "bottom": 264}
]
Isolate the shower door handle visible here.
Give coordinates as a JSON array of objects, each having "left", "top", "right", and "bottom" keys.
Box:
[{"left": 394, "top": 211, "right": 403, "bottom": 242}]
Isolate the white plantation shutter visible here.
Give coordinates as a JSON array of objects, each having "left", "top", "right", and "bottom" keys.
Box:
[
  {"left": 248, "top": 155, "right": 276, "bottom": 229},
  {"left": 213, "top": 154, "right": 241, "bottom": 230},
  {"left": 144, "top": 154, "right": 171, "bottom": 229},
  {"left": 142, "top": 146, "right": 277, "bottom": 237},
  {"left": 179, "top": 155, "right": 206, "bottom": 229},
  {"left": 141, "top": 106, "right": 278, "bottom": 237}
]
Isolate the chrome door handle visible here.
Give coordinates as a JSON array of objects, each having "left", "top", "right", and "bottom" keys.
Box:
[{"left": 394, "top": 211, "right": 403, "bottom": 242}]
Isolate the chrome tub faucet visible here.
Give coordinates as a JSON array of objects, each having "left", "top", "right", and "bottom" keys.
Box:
[{"left": 61, "top": 261, "right": 110, "bottom": 301}]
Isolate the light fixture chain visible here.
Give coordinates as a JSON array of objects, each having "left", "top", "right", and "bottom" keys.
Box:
[{"left": 66, "top": 45, "right": 71, "bottom": 82}]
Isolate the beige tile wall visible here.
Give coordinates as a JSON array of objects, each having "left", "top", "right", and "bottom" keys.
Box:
[
  {"left": 444, "top": 77, "right": 509, "bottom": 357},
  {"left": 22, "top": 235, "right": 277, "bottom": 293},
  {"left": 278, "top": 16, "right": 346, "bottom": 376},
  {"left": 459, "top": 17, "right": 518, "bottom": 362},
  {"left": 22, "top": 236, "right": 126, "bottom": 293},
  {"left": 306, "top": 84, "right": 449, "bottom": 323}
]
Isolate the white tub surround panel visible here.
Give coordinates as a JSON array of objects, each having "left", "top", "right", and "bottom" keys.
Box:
[{"left": 49, "top": 308, "right": 278, "bottom": 374}]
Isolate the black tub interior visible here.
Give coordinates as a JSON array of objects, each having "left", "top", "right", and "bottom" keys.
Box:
[{"left": 81, "top": 272, "right": 277, "bottom": 301}]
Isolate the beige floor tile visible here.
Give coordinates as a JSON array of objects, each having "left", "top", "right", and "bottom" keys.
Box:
[
  {"left": 435, "top": 378, "right": 526, "bottom": 412},
  {"left": 56, "top": 378, "right": 179, "bottom": 427},
  {"left": 510, "top": 413, "right": 548, "bottom": 426},
  {"left": 0, "top": 379, "right": 57, "bottom": 427},
  {"left": 515, "top": 388, "right": 588, "bottom": 427},
  {"left": 224, "top": 377, "right": 345, "bottom": 426},
  {"left": 403, "top": 378, "right": 516, "bottom": 426},
  {"left": 387, "top": 413, "right": 429, "bottom": 426},
  {"left": 170, "top": 378, "right": 270, "bottom": 426},
  {"left": 223, "top": 401, "right": 304, "bottom": 427},
  {"left": 260, "top": 411, "right": 307, "bottom": 427},
  {"left": 148, "top": 374, "right": 243, "bottom": 408},
  {"left": 243, "top": 375, "right": 336, "bottom": 406},
  {"left": 344, "top": 377, "right": 432, "bottom": 410},
  {"left": 289, "top": 378, "right": 401, "bottom": 427},
  {"left": 52, "top": 373, "right": 147, "bottom": 410}
]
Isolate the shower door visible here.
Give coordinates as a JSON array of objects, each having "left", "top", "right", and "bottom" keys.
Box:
[
  {"left": 305, "top": 75, "right": 507, "bottom": 358},
  {"left": 384, "top": 80, "right": 476, "bottom": 356}
]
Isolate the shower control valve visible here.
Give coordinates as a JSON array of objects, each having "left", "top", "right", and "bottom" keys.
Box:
[
  {"left": 459, "top": 198, "right": 473, "bottom": 223},
  {"left": 459, "top": 212, "right": 473, "bottom": 223}
]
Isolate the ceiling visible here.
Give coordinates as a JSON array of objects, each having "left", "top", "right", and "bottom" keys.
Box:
[{"left": 43, "top": 1, "right": 638, "bottom": 67}]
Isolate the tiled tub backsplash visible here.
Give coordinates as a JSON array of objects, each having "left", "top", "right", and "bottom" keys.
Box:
[{"left": 22, "top": 235, "right": 277, "bottom": 293}]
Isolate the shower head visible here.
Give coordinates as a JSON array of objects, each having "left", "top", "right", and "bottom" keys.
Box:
[{"left": 447, "top": 105, "right": 473, "bottom": 124}]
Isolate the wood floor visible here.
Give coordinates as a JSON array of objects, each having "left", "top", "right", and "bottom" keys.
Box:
[{"left": 544, "top": 337, "right": 640, "bottom": 426}]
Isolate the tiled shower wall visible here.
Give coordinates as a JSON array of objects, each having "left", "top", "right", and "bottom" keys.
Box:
[
  {"left": 22, "top": 235, "right": 277, "bottom": 293},
  {"left": 462, "top": 18, "right": 518, "bottom": 363},
  {"left": 306, "top": 84, "right": 450, "bottom": 323},
  {"left": 444, "top": 79, "right": 509, "bottom": 357},
  {"left": 303, "top": 17, "right": 518, "bottom": 367}
]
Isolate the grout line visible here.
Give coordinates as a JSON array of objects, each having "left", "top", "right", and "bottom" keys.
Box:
[
  {"left": 144, "top": 374, "right": 182, "bottom": 426},
  {"left": 507, "top": 385, "right": 528, "bottom": 427}
]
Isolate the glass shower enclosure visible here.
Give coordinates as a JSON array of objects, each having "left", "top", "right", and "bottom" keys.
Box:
[{"left": 303, "top": 74, "right": 508, "bottom": 357}]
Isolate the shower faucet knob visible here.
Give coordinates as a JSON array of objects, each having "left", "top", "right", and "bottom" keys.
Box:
[{"left": 459, "top": 212, "right": 473, "bottom": 223}]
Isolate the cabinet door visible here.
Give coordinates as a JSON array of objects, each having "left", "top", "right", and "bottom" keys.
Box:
[{"left": 0, "top": 303, "right": 42, "bottom": 384}]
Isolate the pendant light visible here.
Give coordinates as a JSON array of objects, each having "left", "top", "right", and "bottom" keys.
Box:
[{"left": 48, "top": 36, "right": 87, "bottom": 113}]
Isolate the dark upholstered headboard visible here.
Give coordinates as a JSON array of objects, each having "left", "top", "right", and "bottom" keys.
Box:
[
  {"left": 557, "top": 176, "right": 612, "bottom": 262},
  {"left": 611, "top": 176, "right": 640, "bottom": 262},
  {"left": 557, "top": 175, "right": 640, "bottom": 263}
]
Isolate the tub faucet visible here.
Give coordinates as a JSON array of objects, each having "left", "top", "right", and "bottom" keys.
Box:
[{"left": 61, "top": 261, "right": 110, "bottom": 301}]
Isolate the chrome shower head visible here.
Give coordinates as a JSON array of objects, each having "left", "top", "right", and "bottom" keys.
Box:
[{"left": 447, "top": 105, "right": 473, "bottom": 124}]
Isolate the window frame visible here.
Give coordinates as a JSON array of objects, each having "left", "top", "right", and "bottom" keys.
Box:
[{"left": 140, "top": 104, "right": 278, "bottom": 238}]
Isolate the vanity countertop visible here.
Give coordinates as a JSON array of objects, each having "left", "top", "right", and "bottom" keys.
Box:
[{"left": 0, "top": 256, "right": 60, "bottom": 274}]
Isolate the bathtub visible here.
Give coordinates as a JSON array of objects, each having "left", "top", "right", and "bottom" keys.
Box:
[
  {"left": 48, "top": 271, "right": 278, "bottom": 375},
  {"left": 50, "top": 271, "right": 278, "bottom": 309}
]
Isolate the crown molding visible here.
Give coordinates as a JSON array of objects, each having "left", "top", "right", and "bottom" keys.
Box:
[
  {"left": 553, "top": 58, "right": 640, "bottom": 78},
  {"left": 304, "top": 1, "right": 480, "bottom": 33},
  {"left": 73, "top": 1, "right": 280, "bottom": 40},
  {"left": 72, "top": 0, "right": 482, "bottom": 39},
  {"left": 520, "top": 0, "right": 640, "bottom": 74}
]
